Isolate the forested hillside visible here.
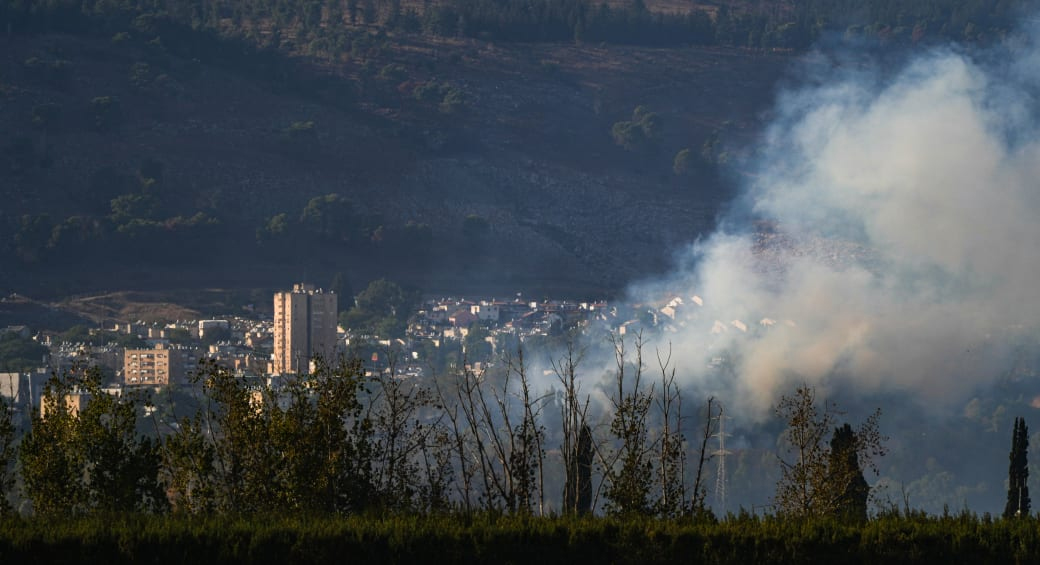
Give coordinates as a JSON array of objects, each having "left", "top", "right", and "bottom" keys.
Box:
[
  {"left": 1, "top": 0, "right": 1034, "bottom": 297},
  {"left": 4, "top": 0, "right": 1033, "bottom": 49}
]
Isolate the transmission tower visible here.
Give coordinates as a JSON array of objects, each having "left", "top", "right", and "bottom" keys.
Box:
[{"left": 713, "top": 403, "right": 731, "bottom": 515}]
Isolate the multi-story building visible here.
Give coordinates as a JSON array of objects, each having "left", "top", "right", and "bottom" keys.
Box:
[
  {"left": 272, "top": 283, "right": 338, "bottom": 374},
  {"left": 124, "top": 343, "right": 182, "bottom": 386}
]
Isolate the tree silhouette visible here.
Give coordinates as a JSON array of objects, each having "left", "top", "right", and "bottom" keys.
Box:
[
  {"left": 563, "top": 424, "right": 593, "bottom": 515},
  {"left": 1004, "top": 417, "right": 1030, "bottom": 518},
  {"left": 828, "top": 423, "right": 869, "bottom": 523},
  {"left": 0, "top": 396, "right": 14, "bottom": 516}
]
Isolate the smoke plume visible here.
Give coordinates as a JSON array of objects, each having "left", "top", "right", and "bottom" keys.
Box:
[{"left": 632, "top": 38, "right": 1040, "bottom": 419}]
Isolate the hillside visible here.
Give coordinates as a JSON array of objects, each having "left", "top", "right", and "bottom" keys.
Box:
[{"left": 1, "top": 22, "right": 790, "bottom": 298}]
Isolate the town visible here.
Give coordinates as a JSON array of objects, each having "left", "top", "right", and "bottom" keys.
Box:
[{"left": 0, "top": 281, "right": 764, "bottom": 414}]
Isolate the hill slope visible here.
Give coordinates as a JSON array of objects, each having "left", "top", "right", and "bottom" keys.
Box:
[{"left": 1, "top": 25, "right": 791, "bottom": 298}]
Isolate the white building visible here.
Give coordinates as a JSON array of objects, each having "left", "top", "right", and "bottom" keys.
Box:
[{"left": 470, "top": 302, "right": 500, "bottom": 322}]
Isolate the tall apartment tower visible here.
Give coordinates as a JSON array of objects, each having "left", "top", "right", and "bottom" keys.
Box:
[{"left": 272, "top": 283, "right": 338, "bottom": 374}]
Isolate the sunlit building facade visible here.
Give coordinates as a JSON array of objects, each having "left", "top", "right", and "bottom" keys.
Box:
[
  {"left": 272, "top": 283, "right": 338, "bottom": 374},
  {"left": 124, "top": 343, "right": 182, "bottom": 386}
]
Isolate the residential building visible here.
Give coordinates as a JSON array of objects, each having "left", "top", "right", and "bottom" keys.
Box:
[
  {"left": 0, "top": 373, "right": 18, "bottom": 402},
  {"left": 124, "top": 343, "right": 182, "bottom": 386},
  {"left": 40, "top": 392, "right": 90, "bottom": 418},
  {"left": 272, "top": 283, "right": 338, "bottom": 374},
  {"left": 198, "top": 319, "right": 230, "bottom": 339},
  {"left": 470, "top": 302, "right": 500, "bottom": 322}
]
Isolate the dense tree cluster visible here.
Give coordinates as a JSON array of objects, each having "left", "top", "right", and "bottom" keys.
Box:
[
  {"left": 0, "top": 336, "right": 738, "bottom": 519},
  {"left": 0, "top": 0, "right": 1031, "bottom": 55},
  {"left": 0, "top": 338, "right": 1035, "bottom": 549},
  {"left": 339, "top": 278, "right": 420, "bottom": 339},
  {"left": 20, "top": 367, "right": 165, "bottom": 516},
  {"left": 0, "top": 334, "right": 49, "bottom": 373}
]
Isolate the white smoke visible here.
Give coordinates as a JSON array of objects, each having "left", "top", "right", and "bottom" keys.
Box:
[{"left": 630, "top": 39, "right": 1040, "bottom": 419}]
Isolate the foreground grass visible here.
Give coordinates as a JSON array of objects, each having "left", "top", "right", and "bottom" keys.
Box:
[{"left": 1, "top": 512, "right": 1039, "bottom": 564}]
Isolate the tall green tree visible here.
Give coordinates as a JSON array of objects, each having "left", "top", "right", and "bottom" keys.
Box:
[
  {"left": 164, "top": 359, "right": 376, "bottom": 514},
  {"left": 20, "top": 366, "right": 165, "bottom": 516},
  {"left": 1004, "top": 417, "right": 1030, "bottom": 518},
  {"left": 828, "top": 423, "right": 869, "bottom": 523},
  {"left": 563, "top": 424, "right": 593, "bottom": 515}
]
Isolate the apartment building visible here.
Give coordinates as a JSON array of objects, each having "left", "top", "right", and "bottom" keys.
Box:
[
  {"left": 272, "top": 283, "right": 338, "bottom": 374},
  {"left": 124, "top": 343, "right": 182, "bottom": 386}
]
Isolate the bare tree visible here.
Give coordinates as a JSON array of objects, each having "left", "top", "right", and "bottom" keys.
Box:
[
  {"left": 690, "top": 396, "right": 719, "bottom": 517},
  {"left": 434, "top": 346, "right": 546, "bottom": 515},
  {"left": 368, "top": 345, "right": 450, "bottom": 512},
  {"left": 553, "top": 339, "right": 593, "bottom": 515},
  {"left": 653, "top": 344, "right": 686, "bottom": 517},
  {"left": 600, "top": 332, "right": 654, "bottom": 516},
  {"left": 432, "top": 365, "right": 481, "bottom": 513}
]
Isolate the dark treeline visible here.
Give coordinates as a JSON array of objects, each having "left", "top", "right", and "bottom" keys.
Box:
[{"left": 2, "top": 0, "right": 1036, "bottom": 52}]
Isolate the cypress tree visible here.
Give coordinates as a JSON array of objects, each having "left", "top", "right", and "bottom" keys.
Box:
[
  {"left": 1004, "top": 417, "right": 1030, "bottom": 518},
  {"left": 828, "top": 423, "right": 869, "bottom": 523},
  {"left": 563, "top": 424, "right": 593, "bottom": 515}
]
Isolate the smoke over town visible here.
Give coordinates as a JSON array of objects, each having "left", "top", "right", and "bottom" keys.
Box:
[{"left": 629, "top": 36, "right": 1040, "bottom": 420}]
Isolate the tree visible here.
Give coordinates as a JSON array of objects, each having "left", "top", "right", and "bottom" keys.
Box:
[
  {"left": 341, "top": 279, "right": 419, "bottom": 338},
  {"left": 555, "top": 341, "right": 592, "bottom": 515},
  {"left": 463, "top": 324, "right": 492, "bottom": 360},
  {"left": 653, "top": 345, "right": 687, "bottom": 518},
  {"left": 0, "top": 332, "right": 48, "bottom": 371},
  {"left": 368, "top": 349, "right": 451, "bottom": 512},
  {"left": 672, "top": 147, "right": 692, "bottom": 176},
  {"left": 773, "top": 385, "right": 885, "bottom": 521},
  {"left": 355, "top": 279, "right": 417, "bottom": 319},
  {"left": 433, "top": 348, "right": 546, "bottom": 516},
  {"left": 163, "top": 359, "right": 377, "bottom": 514},
  {"left": 689, "top": 397, "right": 719, "bottom": 518},
  {"left": 299, "top": 193, "right": 357, "bottom": 242},
  {"left": 331, "top": 272, "right": 354, "bottom": 312},
  {"left": 563, "top": 424, "right": 593, "bottom": 515},
  {"left": 20, "top": 365, "right": 165, "bottom": 516},
  {"left": 602, "top": 333, "right": 654, "bottom": 516},
  {"left": 828, "top": 423, "right": 869, "bottom": 523},
  {"left": 611, "top": 105, "right": 660, "bottom": 152},
  {"left": 1004, "top": 417, "right": 1030, "bottom": 518},
  {"left": 0, "top": 396, "right": 15, "bottom": 517}
]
